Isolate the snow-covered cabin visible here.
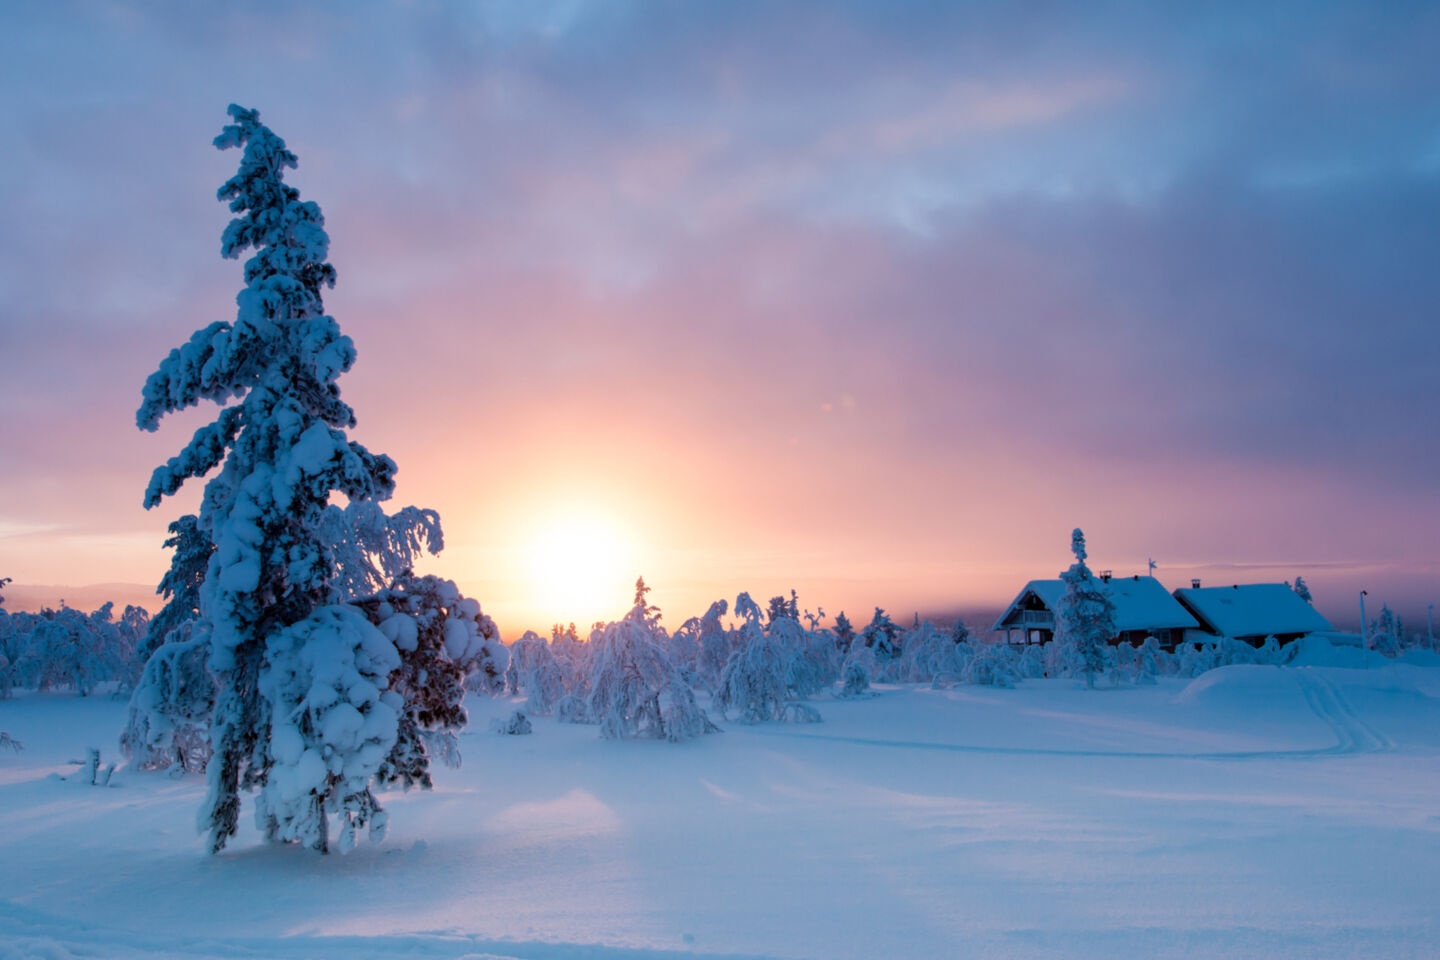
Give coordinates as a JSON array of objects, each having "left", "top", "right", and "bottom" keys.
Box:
[
  {"left": 1172, "top": 583, "right": 1331, "bottom": 645},
  {"left": 992, "top": 575, "right": 1199, "bottom": 648}
]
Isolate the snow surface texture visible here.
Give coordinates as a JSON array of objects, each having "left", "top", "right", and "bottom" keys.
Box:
[{"left": 3, "top": 648, "right": 1439, "bottom": 959}]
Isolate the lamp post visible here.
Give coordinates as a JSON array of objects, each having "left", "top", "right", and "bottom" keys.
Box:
[
  {"left": 1428, "top": 604, "right": 1434, "bottom": 652},
  {"left": 1359, "top": 590, "right": 1369, "bottom": 668}
]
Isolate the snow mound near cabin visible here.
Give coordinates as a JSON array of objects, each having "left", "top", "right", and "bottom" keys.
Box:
[
  {"left": 1173, "top": 664, "right": 1293, "bottom": 705},
  {"left": 1399, "top": 647, "right": 1440, "bottom": 668},
  {"left": 1284, "top": 635, "right": 1389, "bottom": 669}
]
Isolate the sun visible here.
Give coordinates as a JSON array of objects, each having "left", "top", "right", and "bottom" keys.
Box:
[{"left": 523, "top": 511, "right": 637, "bottom": 629}]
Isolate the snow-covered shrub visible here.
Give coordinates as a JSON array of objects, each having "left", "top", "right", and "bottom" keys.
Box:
[
  {"left": 961, "top": 641, "right": 1020, "bottom": 688},
  {"left": 837, "top": 644, "right": 875, "bottom": 698},
  {"left": 715, "top": 595, "right": 791, "bottom": 723},
  {"left": 1137, "top": 636, "right": 1174, "bottom": 678},
  {"left": 1108, "top": 642, "right": 1137, "bottom": 687},
  {"left": 492, "top": 710, "right": 532, "bottom": 735},
  {"left": 1255, "top": 636, "right": 1282, "bottom": 663},
  {"left": 1176, "top": 640, "right": 1218, "bottom": 678},
  {"left": 899, "top": 621, "right": 957, "bottom": 683},
  {"left": 1015, "top": 643, "right": 1046, "bottom": 679},
  {"left": 588, "top": 587, "right": 717, "bottom": 742},
  {"left": 121, "top": 620, "right": 215, "bottom": 772},
  {"left": 555, "top": 694, "right": 591, "bottom": 725},
  {"left": 781, "top": 702, "right": 823, "bottom": 724}
]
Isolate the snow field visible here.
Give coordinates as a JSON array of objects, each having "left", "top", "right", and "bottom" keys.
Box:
[{"left": 1, "top": 663, "right": 1438, "bottom": 959}]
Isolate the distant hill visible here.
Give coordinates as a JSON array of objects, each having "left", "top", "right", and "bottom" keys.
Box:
[{"left": 3, "top": 583, "right": 159, "bottom": 615}]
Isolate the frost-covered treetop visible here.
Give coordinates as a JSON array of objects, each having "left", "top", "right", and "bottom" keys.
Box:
[
  {"left": 137, "top": 104, "right": 363, "bottom": 483},
  {"left": 1071, "top": 528, "right": 1087, "bottom": 564}
]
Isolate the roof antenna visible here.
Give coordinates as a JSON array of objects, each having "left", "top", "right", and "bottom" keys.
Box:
[{"left": 1148, "top": 558, "right": 1157, "bottom": 577}]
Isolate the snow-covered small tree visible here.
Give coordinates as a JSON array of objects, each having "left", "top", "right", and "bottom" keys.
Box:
[
  {"left": 837, "top": 643, "right": 875, "bottom": 698},
  {"left": 121, "top": 619, "right": 215, "bottom": 772},
  {"left": 587, "top": 584, "right": 716, "bottom": 742},
  {"left": 715, "top": 593, "right": 791, "bottom": 723},
  {"left": 861, "top": 607, "right": 900, "bottom": 660},
  {"left": 1054, "top": 529, "right": 1115, "bottom": 689},
  {"left": 1369, "top": 604, "right": 1402, "bottom": 658},
  {"left": 695, "top": 598, "right": 731, "bottom": 691},
  {"left": 1292, "top": 576, "right": 1313, "bottom": 605},
  {"left": 509, "top": 631, "right": 566, "bottom": 717},
  {"left": 961, "top": 641, "right": 1021, "bottom": 688},
  {"left": 899, "top": 620, "right": 956, "bottom": 683}
]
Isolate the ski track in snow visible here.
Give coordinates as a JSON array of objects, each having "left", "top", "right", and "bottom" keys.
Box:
[
  {"left": 1292, "top": 670, "right": 1393, "bottom": 755},
  {"left": 749, "top": 668, "right": 1394, "bottom": 762}
]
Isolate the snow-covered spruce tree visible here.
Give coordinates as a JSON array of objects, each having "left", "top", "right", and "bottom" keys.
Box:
[
  {"left": 831, "top": 610, "right": 855, "bottom": 655},
  {"left": 1292, "top": 576, "right": 1313, "bottom": 605},
  {"left": 1054, "top": 529, "right": 1115, "bottom": 689},
  {"left": 587, "top": 580, "right": 716, "bottom": 741},
  {"left": 136, "top": 106, "right": 465, "bottom": 853}
]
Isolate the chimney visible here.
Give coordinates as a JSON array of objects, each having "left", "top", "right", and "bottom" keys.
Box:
[
  {"left": 1191, "top": 578, "right": 1201, "bottom": 589},
  {"left": 1100, "top": 570, "right": 1112, "bottom": 582},
  {"left": 1132, "top": 574, "right": 1140, "bottom": 581}
]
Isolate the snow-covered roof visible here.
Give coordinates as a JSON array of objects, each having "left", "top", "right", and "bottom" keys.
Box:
[
  {"left": 1173, "top": 584, "right": 1332, "bottom": 639},
  {"left": 992, "top": 576, "right": 1199, "bottom": 633}
]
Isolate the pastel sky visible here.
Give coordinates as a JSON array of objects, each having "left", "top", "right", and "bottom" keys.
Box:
[{"left": 1, "top": 1, "right": 1436, "bottom": 634}]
